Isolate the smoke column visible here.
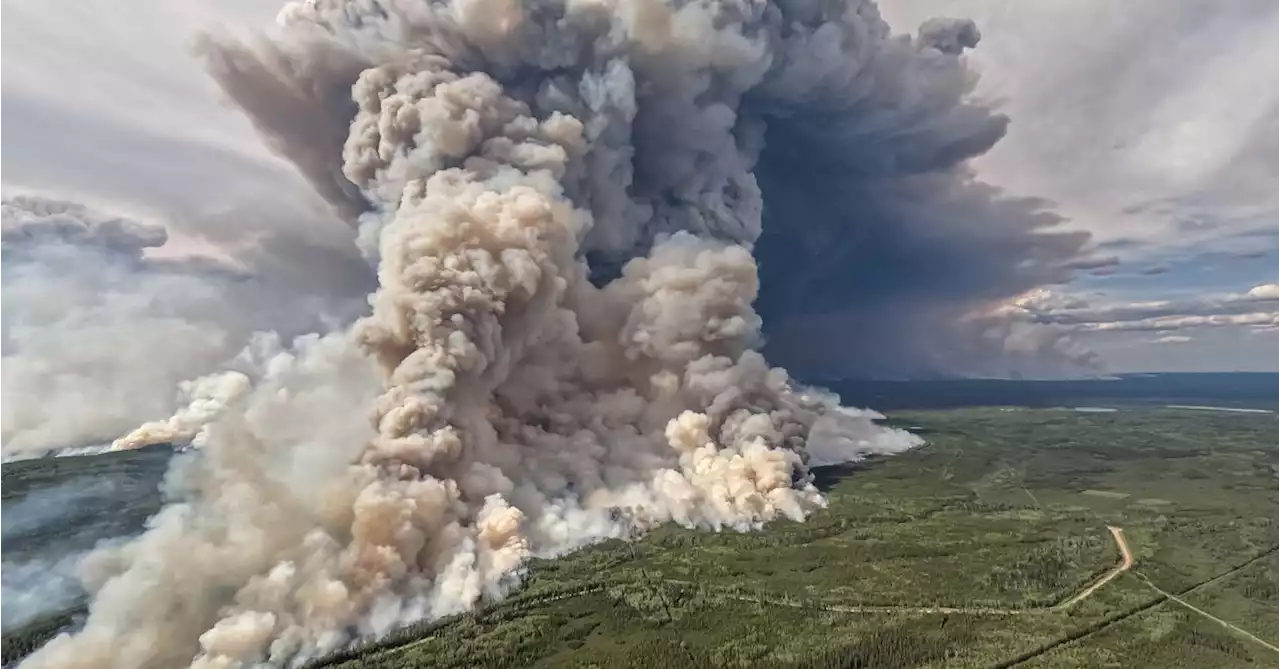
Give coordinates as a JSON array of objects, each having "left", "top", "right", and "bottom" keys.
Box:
[
  {"left": 197, "top": 0, "right": 1098, "bottom": 379},
  {"left": 13, "top": 0, "right": 1091, "bottom": 666}
]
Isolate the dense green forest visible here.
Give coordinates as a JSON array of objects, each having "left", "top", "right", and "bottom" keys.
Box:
[{"left": 4, "top": 407, "right": 1276, "bottom": 668}]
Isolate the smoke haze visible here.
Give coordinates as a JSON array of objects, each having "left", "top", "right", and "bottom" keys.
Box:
[
  {"left": 2, "top": 552, "right": 89, "bottom": 632},
  {"left": 1, "top": 195, "right": 369, "bottom": 457},
  {"left": 1, "top": 478, "right": 129, "bottom": 542},
  {"left": 9, "top": 0, "right": 1104, "bottom": 667},
  {"left": 1, "top": 473, "right": 165, "bottom": 632}
]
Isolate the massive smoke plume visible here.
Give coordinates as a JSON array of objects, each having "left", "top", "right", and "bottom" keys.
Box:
[
  {"left": 196, "top": 0, "right": 1097, "bottom": 378},
  {"left": 17, "top": 0, "right": 1090, "bottom": 667}
]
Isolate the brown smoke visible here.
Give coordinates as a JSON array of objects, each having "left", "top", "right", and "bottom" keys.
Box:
[{"left": 18, "top": 2, "right": 945, "bottom": 667}]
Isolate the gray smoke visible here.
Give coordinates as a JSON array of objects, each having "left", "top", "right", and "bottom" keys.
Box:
[
  {"left": 0, "top": 195, "right": 370, "bottom": 457},
  {"left": 16, "top": 1, "right": 1091, "bottom": 667},
  {"left": 192, "top": 35, "right": 370, "bottom": 222},
  {"left": 2, "top": 552, "right": 87, "bottom": 632},
  {"left": 1, "top": 478, "right": 126, "bottom": 541},
  {"left": 1, "top": 477, "right": 148, "bottom": 632},
  {"left": 196, "top": 0, "right": 1096, "bottom": 378},
  {"left": 1, "top": 196, "right": 168, "bottom": 257},
  {"left": 207, "top": 0, "right": 1070, "bottom": 380}
]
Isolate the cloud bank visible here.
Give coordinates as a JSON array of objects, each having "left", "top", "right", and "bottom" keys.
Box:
[
  {"left": 1, "top": 195, "right": 369, "bottom": 457},
  {"left": 1017, "top": 284, "right": 1279, "bottom": 334},
  {"left": 1004, "top": 281, "right": 1279, "bottom": 373}
]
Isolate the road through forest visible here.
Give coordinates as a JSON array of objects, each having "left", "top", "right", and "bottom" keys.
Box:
[{"left": 1054, "top": 526, "right": 1133, "bottom": 610}]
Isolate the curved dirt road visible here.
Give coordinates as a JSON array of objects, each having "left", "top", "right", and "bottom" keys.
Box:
[
  {"left": 667, "top": 526, "right": 1136, "bottom": 616},
  {"left": 1056, "top": 526, "right": 1133, "bottom": 609}
]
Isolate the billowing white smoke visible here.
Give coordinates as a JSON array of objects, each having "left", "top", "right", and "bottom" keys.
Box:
[
  {"left": 1, "top": 196, "right": 364, "bottom": 458},
  {"left": 111, "top": 372, "right": 252, "bottom": 452},
  {"left": 1, "top": 196, "right": 221, "bottom": 455},
  {"left": 19, "top": 1, "right": 933, "bottom": 667}
]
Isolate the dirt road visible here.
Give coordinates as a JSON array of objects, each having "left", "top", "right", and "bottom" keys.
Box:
[
  {"left": 1055, "top": 526, "right": 1133, "bottom": 609},
  {"left": 661, "top": 525, "right": 1136, "bottom": 616},
  {"left": 1136, "top": 573, "right": 1279, "bottom": 653}
]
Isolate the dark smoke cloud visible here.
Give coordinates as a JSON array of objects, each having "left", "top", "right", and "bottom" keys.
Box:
[
  {"left": 194, "top": 34, "right": 371, "bottom": 221},
  {"left": 743, "top": 14, "right": 1094, "bottom": 377},
  {"left": 2, "top": 196, "right": 168, "bottom": 259},
  {"left": 198, "top": 2, "right": 1095, "bottom": 380},
  {"left": 1062, "top": 255, "right": 1121, "bottom": 271}
]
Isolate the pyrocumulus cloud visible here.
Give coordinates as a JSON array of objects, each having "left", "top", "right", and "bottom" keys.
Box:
[{"left": 14, "top": 1, "right": 1093, "bottom": 667}]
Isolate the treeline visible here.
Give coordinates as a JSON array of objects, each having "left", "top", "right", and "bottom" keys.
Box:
[
  {"left": 979, "top": 533, "right": 1113, "bottom": 606},
  {"left": 307, "top": 582, "right": 987, "bottom": 669},
  {"left": 1, "top": 608, "right": 81, "bottom": 666},
  {"left": 789, "top": 615, "right": 976, "bottom": 669}
]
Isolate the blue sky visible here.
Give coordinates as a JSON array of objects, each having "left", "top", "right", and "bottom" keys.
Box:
[{"left": 1, "top": 0, "right": 1276, "bottom": 373}]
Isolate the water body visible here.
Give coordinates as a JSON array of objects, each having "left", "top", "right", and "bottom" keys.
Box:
[{"left": 1165, "top": 405, "right": 1274, "bottom": 414}]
